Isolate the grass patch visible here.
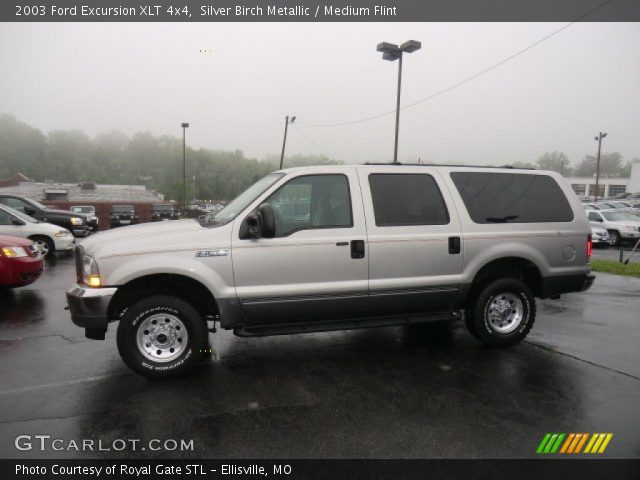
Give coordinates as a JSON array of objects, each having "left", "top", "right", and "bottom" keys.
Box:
[{"left": 590, "top": 259, "right": 640, "bottom": 277}]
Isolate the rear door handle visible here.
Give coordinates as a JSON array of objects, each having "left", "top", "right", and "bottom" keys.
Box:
[
  {"left": 350, "top": 240, "right": 365, "bottom": 259},
  {"left": 448, "top": 236, "right": 461, "bottom": 254}
]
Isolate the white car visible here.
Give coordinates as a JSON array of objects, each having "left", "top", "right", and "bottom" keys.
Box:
[
  {"left": 590, "top": 223, "right": 610, "bottom": 246},
  {"left": 0, "top": 204, "right": 75, "bottom": 257},
  {"left": 586, "top": 209, "right": 640, "bottom": 246}
]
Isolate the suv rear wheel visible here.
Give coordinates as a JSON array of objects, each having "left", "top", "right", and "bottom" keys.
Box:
[
  {"left": 116, "top": 295, "right": 209, "bottom": 379},
  {"left": 467, "top": 278, "right": 536, "bottom": 347}
]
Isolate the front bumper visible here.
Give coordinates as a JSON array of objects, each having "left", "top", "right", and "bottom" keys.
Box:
[
  {"left": 0, "top": 256, "right": 43, "bottom": 287},
  {"left": 53, "top": 235, "right": 75, "bottom": 252},
  {"left": 66, "top": 284, "right": 117, "bottom": 339},
  {"left": 71, "top": 227, "right": 91, "bottom": 238}
]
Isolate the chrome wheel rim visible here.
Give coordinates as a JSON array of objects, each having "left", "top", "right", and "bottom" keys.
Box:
[
  {"left": 136, "top": 313, "right": 189, "bottom": 363},
  {"left": 487, "top": 292, "right": 524, "bottom": 334},
  {"left": 35, "top": 239, "right": 50, "bottom": 255}
]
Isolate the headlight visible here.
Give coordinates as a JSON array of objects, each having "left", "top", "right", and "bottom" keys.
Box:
[
  {"left": 70, "top": 217, "right": 84, "bottom": 226},
  {"left": 82, "top": 255, "right": 102, "bottom": 287},
  {"left": 2, "top": 246, "right": 28, "bottom": 258},
  {"left": 54, "top": 230, "right": 70, "bottom": 237}
]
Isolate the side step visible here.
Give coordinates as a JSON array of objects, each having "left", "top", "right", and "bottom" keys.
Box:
[{"left": 234, "top": 310, "right": 461, "bottom": 338}]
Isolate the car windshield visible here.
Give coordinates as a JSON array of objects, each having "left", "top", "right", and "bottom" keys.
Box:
[
  {"left": 1, "top": 205, "right": 37, "bottom": 223},
  {"left": 112, "top": 206, "right": 134, "bottom": 213},
  {"left": 71, "top": 206, "right": 94, "bottom": 213},
  {"left": 153, "top": 205, "right": 173, "bottom": 211},
  {"left": 199, "top": 173, "right": 284, "bottom": 226},
  {"left": 26, "top": 198, "right": 48, "bottom": 210},
  {"left": 602, "top": 212, "right": 632, "bottom": 221}
]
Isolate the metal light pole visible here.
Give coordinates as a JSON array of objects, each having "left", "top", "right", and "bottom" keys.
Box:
[
  {"left": 377, "top": 40, "right": 421, "bottom": 163},
  {"left": 181, "top": 122, "right": 189, "bottom": 211},
  {"left": 279, "top": 115, "right": 296, "bottom": 170},
  {"left": 594, "top": 131, "right": 607, "bottom": 201}
]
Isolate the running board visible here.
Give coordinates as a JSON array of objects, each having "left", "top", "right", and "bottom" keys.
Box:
[{"left": 234, "top": 310, "right": 461, "bottom": 338}]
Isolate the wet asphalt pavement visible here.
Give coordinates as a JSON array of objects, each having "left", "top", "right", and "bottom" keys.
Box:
[{"left": 0, "top": 254, "right": 639, "bottom": 459}]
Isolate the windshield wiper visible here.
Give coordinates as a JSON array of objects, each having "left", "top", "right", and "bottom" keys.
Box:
[{"left": 485, "top": 215, "right": 519, "bottom": 223}]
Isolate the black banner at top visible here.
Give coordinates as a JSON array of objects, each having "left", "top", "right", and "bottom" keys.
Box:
[{"left": 2, "top": 0, "right": 640, "bottom": 22}]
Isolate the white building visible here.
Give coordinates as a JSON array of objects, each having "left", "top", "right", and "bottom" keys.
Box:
[{"left": 566, "top": 163, "right": 640, "bottom": 198}]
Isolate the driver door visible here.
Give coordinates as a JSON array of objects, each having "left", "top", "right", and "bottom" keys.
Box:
[{"left": 231, "top": 170, "right": 369, "bottom": 325}]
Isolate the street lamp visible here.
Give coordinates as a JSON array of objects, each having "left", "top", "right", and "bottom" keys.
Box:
[
  {"left": 181, "top": 122, "right": 189, "bottom": 211},
  {"left": 279, "top": 115, "right": 296, "bottom": 170},
  {"left": 377, "top": 40, "right": 421, "bottom": 163},
  {"left": 594, "top": 131, "right": 607, "bottom": 201}
]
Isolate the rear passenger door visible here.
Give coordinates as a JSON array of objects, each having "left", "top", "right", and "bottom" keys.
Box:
[{"left": 357, "top": 168, "right": 464, "bottom": 315}]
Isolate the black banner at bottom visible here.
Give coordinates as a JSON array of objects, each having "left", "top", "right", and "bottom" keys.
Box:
[{"left": 3, "top": 459, "right": 640, "bottom": 480}]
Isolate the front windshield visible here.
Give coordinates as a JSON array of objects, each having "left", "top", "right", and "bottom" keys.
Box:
[
  {"left": 71, "top": 206, "right": 93, "bottom": 213},
  {"left": 28, "top": 198, "right": 48, "bottom": 210},
  {"left": 112, "top": 206, "right": 134, "bottom": 213},
  {"left": 602, "top": 212, "right": 632, "bottom": 221},
  {"left": 200, "top": 173, "right": 283, "bottom": 226},
  {"left": 2, "top": 205, "right": 37, "bottom": 223}
]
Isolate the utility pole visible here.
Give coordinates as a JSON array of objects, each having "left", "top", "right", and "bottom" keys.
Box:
[
  {"left": 181, "top": 122, "right": 189, "bottom": 211},
  {"left": 594, "top": 132, "right": 607, "bottom": 201},
  {"left": 279, "top": 115, "right": 296, "bottom": 170}
]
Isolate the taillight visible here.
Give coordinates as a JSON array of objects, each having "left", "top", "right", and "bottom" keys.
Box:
[{"left": 587, "top": 234, "right": 592, "bottom": 258}]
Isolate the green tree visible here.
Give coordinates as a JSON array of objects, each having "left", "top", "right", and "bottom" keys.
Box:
[{"left": 536, "top": 151, "right": 572, "bottom": 175}]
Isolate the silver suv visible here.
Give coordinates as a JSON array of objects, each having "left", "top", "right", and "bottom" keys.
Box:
[{"left": 66, "top": 165, "right": 594, "bottom": 378}]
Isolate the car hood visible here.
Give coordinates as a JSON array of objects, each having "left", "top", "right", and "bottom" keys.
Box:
[
  {"left": 0, "top": 234, "right": 34, "bottom": 248},
  {"left": 79, "top": 219, "right": 229, "bottom": 259},
  {"left": 605, "top": 220, "right": 640, "bottom": 228},
  {"left": 45, "top": 208, "right": 86, "bottom": 218}
]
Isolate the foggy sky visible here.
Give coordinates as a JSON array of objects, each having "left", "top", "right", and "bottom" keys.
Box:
[{"left": 1, "top": 22, "right": 639, "bottom": 166}]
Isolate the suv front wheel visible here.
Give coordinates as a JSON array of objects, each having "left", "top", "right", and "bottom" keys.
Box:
[
  {"left": 467, "top": 278, "right": 536, "bottom": 347},
  {"left": 117, "top": 295, "right": 209, "bottom": 379}
]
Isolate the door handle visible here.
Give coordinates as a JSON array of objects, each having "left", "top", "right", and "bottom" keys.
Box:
[
  {"left": 350, "top": 240, "right": 365, "bottom": 259},
  {"left": 448, "top": 236, "right": 461, "bottom": 254}
]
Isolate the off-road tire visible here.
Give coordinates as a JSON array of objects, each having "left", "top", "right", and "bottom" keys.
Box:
[
  {"left": 117, "top": 295, "right": 209, "bottom": 379},
  {"left": 469, "top": 278, "right": 536, "bottom": 347}
]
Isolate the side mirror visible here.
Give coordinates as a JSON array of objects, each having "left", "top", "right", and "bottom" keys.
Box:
[
  {"left": 240, "top": 203, "right": 276, "bottom": 239},
  {"left": 11, "top": 218, "right": 25, "bottom": 226},
  {"left": 24, "top": 206, "right": 36, "bottom": 215},
  {"left": 258, "top": 203, "right": 276, "bottom": 239}
]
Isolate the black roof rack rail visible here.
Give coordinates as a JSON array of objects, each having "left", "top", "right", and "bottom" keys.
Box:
[{"left": 363, "top": 162, "right": 536, "bottom": 170}]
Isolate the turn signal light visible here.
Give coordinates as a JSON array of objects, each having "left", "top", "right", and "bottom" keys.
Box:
[
  {"left": 86, "top": 275, "right": 102, "bottom": 287},
  {"left": 587, "top": 235, "right": 592, "bottom": 258}
]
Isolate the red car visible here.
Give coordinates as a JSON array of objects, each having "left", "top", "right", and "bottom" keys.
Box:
[{"left": 0, "top": 234, "right": 44, "bottom": 288}]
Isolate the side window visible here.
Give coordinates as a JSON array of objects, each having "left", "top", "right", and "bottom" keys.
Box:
[
  {"left": 368, "top": 174, "right": 450, "bottom": 227},
  {"left": 450, "top": 172, "right": 574, "bottom": 224},
  {"left": 265, "top": 174, "right": 352, "bottom": 237},
  {"left": 0, "top": 209, "right": 13, "bottom": 225},
  {"left": 1, "top": 197, "right": 28, "bottom": 212},
  {"left": 588, "top": 212, "right": 602, "bottom": 222}
]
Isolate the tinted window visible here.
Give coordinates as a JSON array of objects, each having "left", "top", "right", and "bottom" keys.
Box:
[
  {"left": 0, "top": 209, "right": 12, "bottom": 225},
  {"left": 588, "top": 212, "right": 602, "bottom": 222},
  {"left": 451, "top": 172, "right": 574, "bottom": 224},
  {"left": 0, "top": 197, "right": 29, "bottom": 212},
  {"left": 266, "top": 174, "right": 352, "bottom": 237},
  {"left": 368, "top": 174, "right": 449, "bottom": 227}
]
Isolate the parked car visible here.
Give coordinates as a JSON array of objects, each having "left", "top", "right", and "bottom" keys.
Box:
[
  {"left": 0, "top": 194, "right": 90, "bottom": 238},
  {"left": 582, "top": 203, "right": 601, "bottom": 211},
  {"left": 70, "top": 206, "right": 99, "bottom": 231},
  {"left": 66, "top": 165, "right": 595, "bottom": 378},
  {"left": 151, "top": 204, "right": 179, "bottom": 221},
  {"left": 0, "top": 234, "right": 44, "bottom": 288},
  {"left": 110, "top": 205, "right": 138, "bottom": 228},
  {"left": 586, "top": 209, "right": 640, "bottom": 245},
  {"left": 0, "top": 204, "right": 75, "bottom": 258},
  {"left": 590, "top": 223, "right": 610, "bottom": 246}
]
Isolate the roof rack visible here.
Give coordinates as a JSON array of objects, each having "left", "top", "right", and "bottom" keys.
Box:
[{"left": 363, "top": 162, "right": 536, "bottom": 170}]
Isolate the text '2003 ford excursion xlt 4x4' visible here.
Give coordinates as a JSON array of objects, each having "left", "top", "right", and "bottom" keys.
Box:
[{"left": 66, "top": 165, "right": 595, "bottom": 378}]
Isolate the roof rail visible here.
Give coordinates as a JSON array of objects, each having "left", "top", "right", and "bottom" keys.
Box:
[{"left": 363, "top": 162, "right": 536, "bottom": 170}]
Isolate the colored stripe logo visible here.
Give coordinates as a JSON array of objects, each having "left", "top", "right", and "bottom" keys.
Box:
[{"left": 537, "top": 433, "right": 613, "bottom": 454}]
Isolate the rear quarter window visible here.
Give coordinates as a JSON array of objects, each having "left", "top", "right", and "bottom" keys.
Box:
[{"left": 450, "top": 172, "right": 574, "bottom": 224}]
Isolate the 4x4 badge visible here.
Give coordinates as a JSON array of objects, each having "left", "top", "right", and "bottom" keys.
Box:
[{"left": 196, "top": 249, "right": 228, "bottom": 257}]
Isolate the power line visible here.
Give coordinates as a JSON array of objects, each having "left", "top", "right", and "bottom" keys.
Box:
[
  {"left": 609, "top": 134, "right": 640, "bottom": 140},
  {"left": 291, "top": 125, "right": 333, "bottom": 158},
  {"left": 298, "top": 0, "right": 615, "bottom": 128}
]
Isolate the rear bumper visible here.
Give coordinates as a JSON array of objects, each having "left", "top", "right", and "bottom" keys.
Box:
[
  {"left": 541, "top": 273, "right": 595, "bottom": 298},
  {"left": 66, "top": 284, "right": 117, "bottom": 338}
]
